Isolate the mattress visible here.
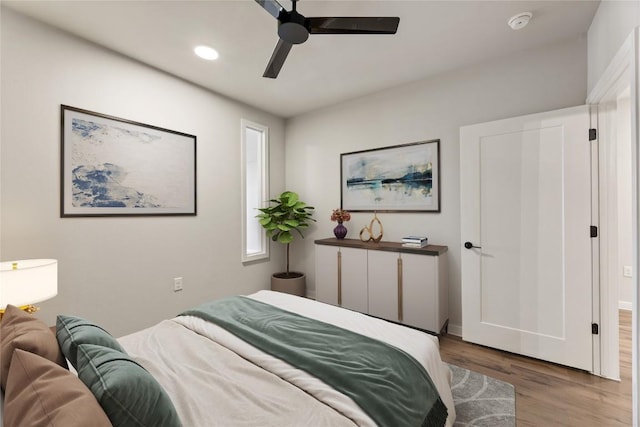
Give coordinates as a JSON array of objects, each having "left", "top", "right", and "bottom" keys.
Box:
[{"left": 118, "top": 290, "right": 456, "bottom": 426}]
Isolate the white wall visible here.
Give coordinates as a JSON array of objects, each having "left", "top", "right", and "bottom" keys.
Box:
[
  {"left": 0, "top": 8, "right": 286, "bottom": 337},
  {"left": 285, "top": 36, "right": 588, "bottom": 333},
  {"left": 588, "top": 1, "right": 640, "bottom": 94}
]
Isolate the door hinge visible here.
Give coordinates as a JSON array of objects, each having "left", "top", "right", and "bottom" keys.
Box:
[
  {"left": 590, "top": 225, "right": 598, "bottom": 238},
  {"left": 589, "top": 128, "right": 597, "bottom": 141},
  {"left": 592, "top": 323, "right": 599, "bottom": 335}
]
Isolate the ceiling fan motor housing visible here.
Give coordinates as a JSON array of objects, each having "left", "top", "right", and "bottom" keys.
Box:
[{"left": 278, "top": 11, "right": 309, "bottom": 44}]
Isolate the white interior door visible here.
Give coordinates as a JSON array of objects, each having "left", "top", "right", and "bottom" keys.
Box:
[{"left": 460, "top": 105, "right": 593, "bottom": 371}]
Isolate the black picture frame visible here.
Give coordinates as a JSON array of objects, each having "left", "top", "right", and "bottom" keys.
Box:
[{"left": 60, "top": 105, "right": 197, "bottom": 217}]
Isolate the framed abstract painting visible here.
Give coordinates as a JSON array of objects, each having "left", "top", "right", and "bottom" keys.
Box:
[
  {"left": 60, "top": 105, "right": 196, "bottom": 217},
  {"left": 341, "top": 139, "right": 440, "bottom": 212}
]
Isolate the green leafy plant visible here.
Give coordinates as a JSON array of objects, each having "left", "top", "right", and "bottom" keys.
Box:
[{"left": 257, "top": 191, "right": 315, "bottom": 277}]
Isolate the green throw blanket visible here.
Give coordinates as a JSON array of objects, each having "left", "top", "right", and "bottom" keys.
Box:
[{"left": 180, "top": 296, "right": 447, "bottom": 427}]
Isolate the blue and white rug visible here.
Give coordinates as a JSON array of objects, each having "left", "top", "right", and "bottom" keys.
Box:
[{"left": 449, "top": 364, "right": 516, "bottom": 427}]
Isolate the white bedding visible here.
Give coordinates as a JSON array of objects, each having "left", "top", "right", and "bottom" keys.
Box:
[{"left": 119, "top": 291, "right": 456, "bottom": 426}]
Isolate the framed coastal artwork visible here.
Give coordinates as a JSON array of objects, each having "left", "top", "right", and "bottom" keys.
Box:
[
  {"left": 60, "top": 105, "right": 196, "bottom": 217},
  {"left": 340, "top": 139, "right": 440, "bottom": 212}
]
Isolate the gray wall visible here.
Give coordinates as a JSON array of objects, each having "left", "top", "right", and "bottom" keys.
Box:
[
  {"left": 285, "top": 36, "right": 588, "bottom": 334},
  {"left": 0, "top": 8, "right": 286, "bottom": 337}
]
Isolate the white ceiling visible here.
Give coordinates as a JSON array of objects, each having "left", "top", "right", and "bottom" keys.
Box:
[{"left": 4, "top": 0, "right": 600, "bottom": 118}]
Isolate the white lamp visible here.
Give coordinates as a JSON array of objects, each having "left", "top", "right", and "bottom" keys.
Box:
[{"left": 0, "top": 259, "right": 58, "bottom": 315}]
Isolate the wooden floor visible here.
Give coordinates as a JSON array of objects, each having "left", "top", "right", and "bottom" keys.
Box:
[{"left": 439, "top": 310, "right": 632, "bottom": 426}]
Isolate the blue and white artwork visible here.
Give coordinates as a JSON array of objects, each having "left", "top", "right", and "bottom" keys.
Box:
[
  {"left": 62, "top": 106, "right": 196, "bottom": 216},
  {"left": 341, "top": 140, "right": 440, "bottom": 212}
]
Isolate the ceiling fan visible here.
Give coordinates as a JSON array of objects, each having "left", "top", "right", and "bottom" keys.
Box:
[{"left": 255, "top": 0, "right": 400, "bottom": 79}]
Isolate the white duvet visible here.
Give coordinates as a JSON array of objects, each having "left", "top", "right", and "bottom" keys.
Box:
[{"left": 119, "top": 291, "right": 456, "bottom": 427}]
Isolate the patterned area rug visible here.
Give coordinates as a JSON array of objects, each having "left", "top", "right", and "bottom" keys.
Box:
[{"left": 448, "top": 364, "right": 516, "bottom": 427}]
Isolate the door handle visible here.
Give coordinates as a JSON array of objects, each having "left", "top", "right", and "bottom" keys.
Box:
[{"left": 464, "top": 241, "right": 482, "bottom": 249}]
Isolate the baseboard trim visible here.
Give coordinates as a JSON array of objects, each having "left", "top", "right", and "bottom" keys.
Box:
[{"left": 448, "top": 323, "right": 462, "bottom": 337}]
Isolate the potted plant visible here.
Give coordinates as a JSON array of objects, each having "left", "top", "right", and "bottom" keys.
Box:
[{"left": 257, "top": 191, "right": 315, "bottom": 296}]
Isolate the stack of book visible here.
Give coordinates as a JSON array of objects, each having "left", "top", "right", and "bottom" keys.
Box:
[{"left": 401, "top": 236, "right": 428, "bottom": 248}]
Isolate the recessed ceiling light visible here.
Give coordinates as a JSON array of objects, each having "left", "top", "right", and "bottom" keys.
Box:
[
  {"left": 194, "top": 45, "right": 219, "bottom": 61},
  {"left": 507, "top": 12, "right": 532, "bottom": 30}
]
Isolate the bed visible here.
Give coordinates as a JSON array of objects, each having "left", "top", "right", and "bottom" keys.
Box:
[{"left": 0, "top": 290, "right": 456, "bottom": 427}]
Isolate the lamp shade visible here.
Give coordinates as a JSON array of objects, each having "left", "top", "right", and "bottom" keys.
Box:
[{"left": 0, "top": 259, "right": 58, "bottom": 309}]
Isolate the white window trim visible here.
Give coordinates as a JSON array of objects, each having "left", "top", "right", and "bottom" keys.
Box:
[{"left": 241, "top": 119, "right": 269, "bottom": 262}]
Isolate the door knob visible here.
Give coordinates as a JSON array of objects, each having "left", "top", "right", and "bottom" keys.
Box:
[{"left": 464, "top": 241, "right": 481, "bottom": 249}]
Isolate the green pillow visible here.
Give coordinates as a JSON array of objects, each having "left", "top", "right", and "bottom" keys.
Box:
[
  {"left": 56, "top": 314, "right": 126, "bottom": 368},
  {"left": 76, "top": 344, "right": 181, "bottom": 427}
]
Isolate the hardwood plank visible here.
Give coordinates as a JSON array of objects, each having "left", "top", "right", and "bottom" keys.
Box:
[{"left": 439, "top": 310, "right": 632, "bottom": 426}]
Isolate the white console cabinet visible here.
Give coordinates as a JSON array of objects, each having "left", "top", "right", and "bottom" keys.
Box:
[{"left": 315, "top": 238, "right": 449, "bottom": 335}]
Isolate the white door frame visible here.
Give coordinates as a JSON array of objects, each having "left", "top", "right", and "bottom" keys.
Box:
[{"left": 586, "top": 27, "right": 639, "bottom": 423}]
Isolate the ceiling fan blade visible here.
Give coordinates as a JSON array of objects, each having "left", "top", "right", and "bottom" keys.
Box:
[
  {"left": 255, "top": 0, "right": 286, "bottom": 20},
  {"left": 308, "top": 17, "right": 400, "bottom": 34},
  {"left": 263, "top": 39, "right": 293, "bottom": 79}
]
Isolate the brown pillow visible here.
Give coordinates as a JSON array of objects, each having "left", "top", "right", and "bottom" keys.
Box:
[
  {"left": 4, "top": 349, "right": 112, "bottom": 427},
  {"left": 0, "top": 304, "right": 67, "bottom": 391}
]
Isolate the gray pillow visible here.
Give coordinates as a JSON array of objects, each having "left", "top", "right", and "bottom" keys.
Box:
[
  {"left": 76, "top": 343, "right": 181, "bottom": 427},
  {"left": 56, "top": 314, "right": 125, "bottom": 368}
]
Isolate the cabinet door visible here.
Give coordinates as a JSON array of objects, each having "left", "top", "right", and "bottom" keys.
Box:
[
  {"left": 368, "top": 250, "right": 400, "bottom": 322},
  {"left": 402, "top": 253, "right": 439, "bottom": 332},
  {"left": 315, "top": 244, "right": 339, "bottom": 305},
  {"left": 340, "top": 247, "right": 368, "bottom": 313},
  {"left": 315, "top": 245, "right": 368, "bottom": 312}
]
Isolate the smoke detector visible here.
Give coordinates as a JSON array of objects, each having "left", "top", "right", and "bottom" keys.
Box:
[{"left": 508, "top": 12, "right": 532, "bottom": 30}]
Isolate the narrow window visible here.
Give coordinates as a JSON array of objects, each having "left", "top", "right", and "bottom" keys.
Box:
[{"left": 241, "top": 119, "right": 269, "bottom": 262}]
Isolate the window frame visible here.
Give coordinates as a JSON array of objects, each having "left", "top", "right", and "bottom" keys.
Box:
[{"left": 241, "top": 119, "right": 269, "bottom": 262}]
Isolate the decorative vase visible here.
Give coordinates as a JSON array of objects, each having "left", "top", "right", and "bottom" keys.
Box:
[
  {"left": 333, "top": 221, "right": 348, "bottom": 240},
  {"left": 359, "top": 212, "right": 383, "bottom": 243}
]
